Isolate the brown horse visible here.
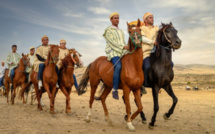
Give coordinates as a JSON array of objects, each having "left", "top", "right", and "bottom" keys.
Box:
[
  {"left": 59, "top": 49, "right": 82, "bottom": 114},
  {"left": 4, "top": 53, "right": 30, "bottom": 104},
  {"left": 78, "top": 19, "right": 143, "bottom": 131},
  {"left": 19, "top": 45, "right": 59, "bottom": 113}
]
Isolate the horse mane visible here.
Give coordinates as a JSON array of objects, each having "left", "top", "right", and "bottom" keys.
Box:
[
  {"left": 155, "top": 23, "right": 172, "bottom": 57},
  {"left": 61, "top": 53, "right": 73, "bottom": 69},
  {"left": 45, "top": 44, "right": 59, "bottom": 66}
]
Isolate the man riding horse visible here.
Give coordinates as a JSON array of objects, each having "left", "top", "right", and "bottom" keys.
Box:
[
  {"left": 34, "top": 35, "right": 59, "bottom": 90},
  {"left": 140, "top": 12, "right": 159, "bottom": 93},
  {"left": 103, "top": 12, "right": 130, "bottom": 100},
  {"left": 56, "top": 39, "right": 79, "bottom": 91},
  {"left": 6, "top": 45, "right": 21, "bottom": 90}
]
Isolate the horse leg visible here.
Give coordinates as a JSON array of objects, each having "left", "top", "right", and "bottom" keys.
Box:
[
  {"left": 86, "top": 78, "right": 99, "bottom": 123},
  {"left": 131, "top": 89, "right": 143, "bottom": 121},
  {"left": 43, "top": 83, "right": 53, "bottom": 113},
  {"left": 5, "top": 82, "right": 9, "bottom": 104},
  {"left": 123, "top": 93, "right": 147, "bottom": 124},
  {"left": 100, "top": 86, "right": 112, "bottom": 126},
  {"left": 51, "top": 86, "right": 57, "bottom": 114},
  {"left": 123, "top": 86, "right": 135, "bottom": 131},
  {"left": 61, "top": 86, "right": 71, "bottom": 114},
  {"left": 11, "top": 83, "right": 17, "bottom": 105},
  {"left": 163, "top": 84, "right": 178, "bottom": 120},
  {"left": 35, "top": 84, "right": 42, "bottom": 110},
  {"left": 149, "top": 85, "right": 160, "bottom": 129},
  {"left": 30, "top": 85, "right": 34, "bottom": 105},
  {"left": 21, "top": 83, "right": 27, "bottom": 105}
]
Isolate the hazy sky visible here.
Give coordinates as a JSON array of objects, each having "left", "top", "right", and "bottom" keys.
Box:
[{"left": 0, "top": 0, "right": 214, "bottom": 65}]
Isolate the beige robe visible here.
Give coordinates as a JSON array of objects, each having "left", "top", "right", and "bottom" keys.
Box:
[
  {"left": 57, "top": 48, "right": 69, "bottom": 69},
  {"left": 33, "top": 45, "right": 50, "bottom": 72},
  {"left": 141, "top": 25, "right": 159, "bottom": 59}
]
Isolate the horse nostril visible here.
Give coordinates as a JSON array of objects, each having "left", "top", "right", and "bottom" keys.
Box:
[{"left": 176, "top": 39, "right": 181, "bottom": 44}]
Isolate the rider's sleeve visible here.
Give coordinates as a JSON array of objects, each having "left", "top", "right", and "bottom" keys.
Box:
[
  {"left": 142, "top": 36, "right": 154, "bottom": 45},
  {"left": 6, "top": 53, "right": 12, "bottom": 65},
  {"left": 104, "top": 30, "right": 124, "bottom": 53},
  {"left": 34, "top": 46, "right": 42, "bottom": 64},
  {"left": 15, "top": 54, "right": 21, "bottom": 65}
]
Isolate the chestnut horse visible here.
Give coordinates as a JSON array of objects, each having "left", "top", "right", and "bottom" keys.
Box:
[
  {"left": 4, "top": 54, "right": 30, "bottom": 104},
  {"left": 78, "top": 19, "right": 143, "bottom": 131},
  {"left": 19, "top": 45, "right": 59, "bottom": 114},
  {"left": 59, "top": 49, "right": 82, "bottom": 114}
]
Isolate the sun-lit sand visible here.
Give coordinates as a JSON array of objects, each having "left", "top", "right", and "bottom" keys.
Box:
[{"left": 0, "top": 65, "right": 215, "bottom": 134}]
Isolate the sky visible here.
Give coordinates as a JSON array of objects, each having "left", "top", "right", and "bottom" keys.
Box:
[{"left": 0, "top": 0, "right": 214, "bottom": 65}]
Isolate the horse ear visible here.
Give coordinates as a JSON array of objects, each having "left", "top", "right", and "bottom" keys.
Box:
[
  {"left": 137, "top": 19, "right": 141, "bottom": 27},
  {"left": 22, "top": 53, "right": 24, "bottom": 57},
  {"left": 127, "top": 21, "right": 131, "bottom": 29},
  {"left": 170, "top": 22, "right": 173, "bottom": 26}
]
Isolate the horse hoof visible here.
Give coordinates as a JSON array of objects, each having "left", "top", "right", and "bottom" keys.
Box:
[
  {"left": 23, "top": 104, "right": 28, "bottom": 107},
  {"left": 85, "top": 115, "right": 91, "bottom": 123},
  {"left": 163, "top": 113, "right": 169, "bottom": 120},
  {"left": 49, "top": 111, "right": 57, "bottom": 115},
  {"left": 85, "top": 119, "right": 91, "bottom": 123},
  {"left": 142, "top": 120, "right": 147, "bottom": 124},
  {"left": 66, "top": 112, "right": 72, "bottom": 116},
  {"left": 127, "top": 122, "right": 135, "bottom": 132},
  {"left": 124, "top": 115, "right": 128, "bottom": 121},
  {"left": 107, "top": 121, "right": 113, "bottom": 127},
  {"left": 148, "top": 124, "right": 154, "bottom": 130}
]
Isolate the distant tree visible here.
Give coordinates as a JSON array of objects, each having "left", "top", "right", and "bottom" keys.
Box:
[{"left": 187, "top": 81, "right": 191, "bottom": 85}]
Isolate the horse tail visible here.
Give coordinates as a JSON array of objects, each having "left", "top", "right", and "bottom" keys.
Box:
[
  {"left": 77, "top": 63, "right": 91, "bottom": 95},
  {"left": 18, "top": 81, "right": 32, "bottom": 100}
]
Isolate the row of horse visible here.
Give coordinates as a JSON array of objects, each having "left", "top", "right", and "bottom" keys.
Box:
[{"left": 1, "top": 19, "right": 182, "bottom": 132}]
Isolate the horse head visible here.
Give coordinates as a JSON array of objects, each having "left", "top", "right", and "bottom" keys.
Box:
[
  {"left": 159, "top": 22, "right": 181, "bottom": 50},
  {"left": 20, "top": 53, "right": 30, "bottom": 67},
  {"left": 49, "top": 45, "right": 60, "bottom": 64},
  {"left": 127, "top": 19, "right": 142, "bottom": 49},
  {"left": 69, "top": 49, "right": 83, "bottom": 67}
]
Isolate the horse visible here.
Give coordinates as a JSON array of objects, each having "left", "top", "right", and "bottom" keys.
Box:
[
  {"left": 59, "top": 49, "right": 82, "bottom": 114},
  {"left": 19, "top": 45, "right": 59, "bottom": 114},
  {"left": 4, "top": 53, "right": 30, "bottom": 104},
  {"left": 145, "top": 22, "right": 181, "bottom": 129},
  {"left": 78, "top": 19, "right": 144, "bottom": 131}
]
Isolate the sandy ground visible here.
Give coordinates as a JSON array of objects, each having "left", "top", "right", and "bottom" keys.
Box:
[{"left": 0, "top": 87, "right": 215, "bottom": 134}]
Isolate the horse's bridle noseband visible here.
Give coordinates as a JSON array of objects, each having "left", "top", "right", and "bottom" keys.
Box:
[
  {"left": 129, "top": 31, "right": 142, "bottom": 54},
  {"left": 160, "top": 25, "right": 175, "bottom": 50}
]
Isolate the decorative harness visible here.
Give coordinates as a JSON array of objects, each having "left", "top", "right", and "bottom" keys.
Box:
[
  {"left": 18, "top": 58, "right": 30, "bottom": 73},
  {"left": 128, "top": 31, "right": 142, "bottom": 54},
  {"left": 160, "top": 25, "right": 174, "bottom": 51}
]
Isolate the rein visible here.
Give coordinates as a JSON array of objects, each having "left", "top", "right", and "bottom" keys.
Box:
[
  {"left": 48, "top": 53, "right": 58, "bottom": 64},
  {"left": 160, "top": 25, "right": 174, "bottom": 51},
  {"left": 129, "top": 32, "right": 142, "bottom": 54},
  {"left": 18, "top": 58, "right": 30, "bottom": 73}
]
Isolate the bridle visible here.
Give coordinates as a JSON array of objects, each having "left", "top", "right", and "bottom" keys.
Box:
[
  {"left": 128, "top": 30, "right": 142, "bottom": 54},
  {"left": 160, "top": 25, "right": 174, "bottom": 51},
  {"left": 48, "top": 53, "right": 59, "bottom": 63},
  {"left": 18, "top": 57, "right": 30, "bottom": 73}
]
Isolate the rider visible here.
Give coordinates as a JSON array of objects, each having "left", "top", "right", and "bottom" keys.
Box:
[
  {"left": 56, "top": 39, "right": 79, "bottom": 90},
  {"left": 140, "top": 12, "right": 159, "bottom": 93},
  {"left": 0, "top": 62, "right": 6, "bottom": 87},
  {"left": 6, "top": 45, "right": 21, "bottom": 89},
  {"left": 103, "top": 12, "right": 129, "bottom": 100},
  {"left": 26, "top": 47, "right": 35, "bottom": 83},
  {"left": 34, "top": 35, "right": 59, "bottom": 90}
]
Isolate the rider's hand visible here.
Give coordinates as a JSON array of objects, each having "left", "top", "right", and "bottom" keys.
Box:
[
  {"left": 123, "top": 45, "right": 129, "bottom": 50},
  {"left": 154, "top": 40, "right": 158, "bottom": 46}
]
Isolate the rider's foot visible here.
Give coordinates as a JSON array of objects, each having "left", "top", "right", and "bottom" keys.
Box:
[
  {"left": 112, "top": 90, "right": 119, "bottom": 100},
  {"left": 38, "top": 80, "right": 42, "bottom": 90},
  {"left": 56, "top": 83, "right": 59, "bottom": 88},
  {"left": 141, "top": 86, "right": 147, "bottom": 94}
]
